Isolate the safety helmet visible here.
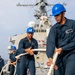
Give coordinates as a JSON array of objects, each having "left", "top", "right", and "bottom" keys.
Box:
[
  {"left": 28, "top": 21, "right": 35, "bottom": 27},
  {"left": 26, "top": 27, "right": 35, "bottom": 33},
  {"left": 11, "top": 46, "right": 16, "bottom": 50},
  {"left": 52, "top": 3, "right": 66, "bottom": 16}
]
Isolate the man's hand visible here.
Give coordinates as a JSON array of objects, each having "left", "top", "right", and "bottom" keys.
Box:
[
  {"left": 9, "top": 62, "right": 16, "bottom": 65},
  {"left": 47, "top": 58, "right": 58, "bottom": 70},
  {"left": 55, "top": 48, "right": 62, "bottom": 54},
  {"left": 29, "top": 49, "right": 34, "bottom": 55},
  {"left": 47, "top": 58, "right": 53, "bottom": 66},
  {"left": 25, "top": 48, "right": 34, "bottom": 55}
]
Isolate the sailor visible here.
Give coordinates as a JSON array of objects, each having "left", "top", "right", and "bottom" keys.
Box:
[
  {"left": 9, "top": 46, "right": 16, "bottom": 75},
  {"left": 14, "top": 49, "right": 20, "bottom": 75},
  {"left": 18, "top": 27, "right": 38, "bottom": 75},
  {"left": 0, "top": 55, "right": 4, "bottom": 75},
  {"left": 46, "top": 3, "right": 75, "bottom": 75}
]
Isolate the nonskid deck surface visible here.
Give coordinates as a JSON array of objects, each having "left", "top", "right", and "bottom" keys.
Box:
[{"left": 3, "top": 68, "right": 50, "bottom": 75}]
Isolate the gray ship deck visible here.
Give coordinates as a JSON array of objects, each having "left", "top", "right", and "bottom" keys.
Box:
[{"left": 3, "top": 68, "right": 49, "bottom": 75}]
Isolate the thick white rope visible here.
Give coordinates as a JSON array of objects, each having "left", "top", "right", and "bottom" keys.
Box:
[
  {"left": 0, "top": 63, "right": 9, "bottom": 75},
  {"left": 47, "top": 52, "right": 58, "bottom": 75},
  {"left": 0, "top": 61, "right": 16, "bottom": 75},
  {"left": 15, "top": 49, "right": 46, "bottom": 59}
]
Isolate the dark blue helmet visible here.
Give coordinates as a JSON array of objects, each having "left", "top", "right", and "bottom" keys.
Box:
[
  {"left": 26, "top": 27, "right": 35, "bottom": 33},
  {"left": 11, "top": 46, "right": 16, "bottom": 50}
]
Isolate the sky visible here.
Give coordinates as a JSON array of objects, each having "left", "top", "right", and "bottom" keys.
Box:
[{"left": 0, "top": 0, "right": 75, "bottom": 60}]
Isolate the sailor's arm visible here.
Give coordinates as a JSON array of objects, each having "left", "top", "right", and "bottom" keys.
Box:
[
  {"left": 18, "top": 39, "right": 26, "bottom": 53},
  {"left": 9, "top": 59, "right": 16, "bottom": 65},
  {"left": 25, "top": 47, "right": 34, "bottom": 55},
  {"left": 46, "top": 27, "right": 58, "bottom": 69},
  {"left": 46, "top": 27, "right": 56, "bottom": 58},
  {"left": 25, "top": 39, "right": 38, "bottom": 55}
]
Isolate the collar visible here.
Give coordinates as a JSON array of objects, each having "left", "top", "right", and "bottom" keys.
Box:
[
  {"left": 63, "top": 17, "right": 69, "bottom": 26},
  {"left": 25, "top": 37, "right": 33, "bottom": 42},
  {"left": 55, "top": 17, "right": 69, "bottom": 28}
]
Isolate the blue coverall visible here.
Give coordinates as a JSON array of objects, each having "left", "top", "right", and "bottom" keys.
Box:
[
  {"left": 9, "top": 53, "right": 16, "bottom": 75},
  {"left": 0, "top": 57, "right": 4, "bottom": 75},
  {"left": 46, "top": 18, "right": 75, "bottom": 75},
  {"left": 14, "top": 49, "right": 20, "bottom": 75},
  {"left": 18, "top": 37, "right": 38, "bottom": 75}
]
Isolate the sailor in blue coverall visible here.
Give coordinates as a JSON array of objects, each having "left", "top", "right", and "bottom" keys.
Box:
[
  {"left": 14, "top": 49, "right": 20, "bottom": 75},
  {"left": 18, "top": 27, "right": 38, "bottom": 75},
  {"left": 9, "top": 46, "right": 16, "bottom": 75},
  {"left": 46, "top": 4, "right": 75, "bottom": 75},
  {"left": 0, "top": 55, "right": 4, "bottom": 75}
]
